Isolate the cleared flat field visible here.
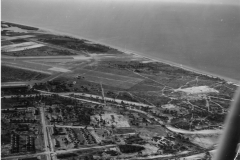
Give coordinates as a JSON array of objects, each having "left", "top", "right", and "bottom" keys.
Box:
[
  {"left": 2, "top": 59, "right": 53, "bottom": 74},
  {"left": 83, "top": 62, "right": 143, "bottom": 79},
  {"left": 28, "top": 59, "right": 84, "bottom": 69},
  {"left": 73, "top": 69, "right": 143, "bottom": 89},
  {"left": 48, "top": 67, "right": 71, "bottom": 72},
  {"left": 2, "top": 41, "right": 44, "bottom": 52}
]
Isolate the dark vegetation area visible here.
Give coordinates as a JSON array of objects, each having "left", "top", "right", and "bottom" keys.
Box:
[
  {"left": 48, "top": 104, "right": 94, "bottom": 126},
  {"left": 57, "top": 153, "right": 78, "bottom": 159},
  {"left": 2, "top": 46, "right": 77, "bottom": 57},
  {"left": 1, "top": 40, "right": 13, "bottom": 46},
  {"left": 1, "top": 86, "right": 38, "bottom": 96},
  {"left": 37, "top": 35, "right": 123, "bottom": 54},
  {"left": 118, "top": 145, "right": 144, "bottom": 153},
  {"left": 1, "top": 94, "right": 80, "bottom": 109},
  {"left": 113, "top": 128, "right": 135, "bottom": 134},
  {"left": 10, "top": 39, "right": 28, "bottom": 44},
  {"left": 1, "top": 66, "right": 49, "bottom": 82}
]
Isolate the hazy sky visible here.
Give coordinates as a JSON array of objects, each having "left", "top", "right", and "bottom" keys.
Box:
[{"left": 1, "top": 0, "right": 240, "bottom": 8}]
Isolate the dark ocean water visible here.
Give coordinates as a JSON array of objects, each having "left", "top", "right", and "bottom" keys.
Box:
[{"left": 2, "top": 0, "right": 240, "bottom": 82}]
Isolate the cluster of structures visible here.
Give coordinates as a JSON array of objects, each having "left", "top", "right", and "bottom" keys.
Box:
[
  {"left": 11, "top": 134, "right": 35, "bottom": 153},
  {"left": 52, "top": 127, "right": 97, "bottom": 149},
  {"left": 1, "top": 107, "right": 43, "bottom": 157}
]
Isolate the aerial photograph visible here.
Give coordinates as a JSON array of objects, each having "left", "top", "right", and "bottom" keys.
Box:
[{"left": 1, "top": 0, "right": 240, "bottom": 160}]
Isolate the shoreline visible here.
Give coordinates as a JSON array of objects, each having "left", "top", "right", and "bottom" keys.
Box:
[
  {"left": 44, "top": 28, "right": 240, "bottom": 86},
  {"left": 2, "top": 20, "right": 239, "bottom": 86}
]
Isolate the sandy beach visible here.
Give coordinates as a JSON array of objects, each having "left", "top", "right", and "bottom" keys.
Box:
[
  {"left": 51, "top": 31, "right": 240, "bottom": 86},
  {"left": 39, "top": 26, "right": 240, "bottom": 86}
]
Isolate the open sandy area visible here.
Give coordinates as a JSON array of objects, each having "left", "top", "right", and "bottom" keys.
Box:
[
  {"left": 161, "top": 104, "right": 178, "bottom": 109},
  {"left": 91, "top": 113, "right": 130, "bottom": 128},
  {"left": 175, "top": 86, "right": 219, "bottom": 94},
  {"left": 167, "top": 126, "right": 222, "bottom": 134},
  {"left": 48, "top": 67, "right": 71, "bottom": 73},
  {"left": 191, "top": 135, "right": 219, "bottom": 148}
]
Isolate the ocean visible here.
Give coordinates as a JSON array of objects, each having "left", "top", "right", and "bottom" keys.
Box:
[{"left": 2, "top": 0, "right": 240, "bottom": 83}]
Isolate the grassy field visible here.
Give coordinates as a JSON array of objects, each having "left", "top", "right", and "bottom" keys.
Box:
[
  {"left": 2, "top": 46, "right": 79, "bottom": 57},
  {"left": 1, "top": 40, "right": 13, "bottom": 46},
  {"left": 72, "top": 68, "right": 143, "bottom": 89},
  {"left": 44, "top": 58, "right": 237, "bottom": 109},
  {"left": 37, "top": 34, "right": 123, "bottom": 54},
  {"left": 1, "top": 65, "right": 49, "bottom": 82}
]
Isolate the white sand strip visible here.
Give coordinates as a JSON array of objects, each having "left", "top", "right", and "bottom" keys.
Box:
[
  {"left": 73, "top": 56, "right": 91, "bottom": 60},
  {"left": 5, "top": 44, "right": 44, "bottom": 52},
  {"left": 1, "top": 35, "right": 35, "bottom": 41},
  {"left": 48, "top": 67, "right": 71, "bottom": 72},
  {"left": 175, "top": 86, "right": 219, "bottom": 94},
  {"left": 2, "top": 42, "right": 37, "bottom": 48},
  {"left": 167, "top": 126, "right": 222, "bottom": 134}
]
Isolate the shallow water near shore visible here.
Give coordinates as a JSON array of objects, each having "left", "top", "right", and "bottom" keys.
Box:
[{"left": 2, "top": 0, "right": 240, "bottom": 83}]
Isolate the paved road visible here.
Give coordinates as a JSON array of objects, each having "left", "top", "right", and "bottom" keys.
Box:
[
  {"left": 35, "top": 90, "right": 154, "bottom": 108},
  {"left": 39, "top": 106, "right": 51, "bottom": 160},
  {"left": 72, "top": 92, "right": 155, "bottom": 108},
  {"left": 46, "top": 125, "right": 93, "bottom": 129},
  {"left": 166, "top": 126, "right": 222, "bottom": 135}
]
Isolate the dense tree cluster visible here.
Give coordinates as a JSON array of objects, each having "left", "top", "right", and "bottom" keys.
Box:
[{"left": 119, "top": 145, "right": 144, "bottom": 153}]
